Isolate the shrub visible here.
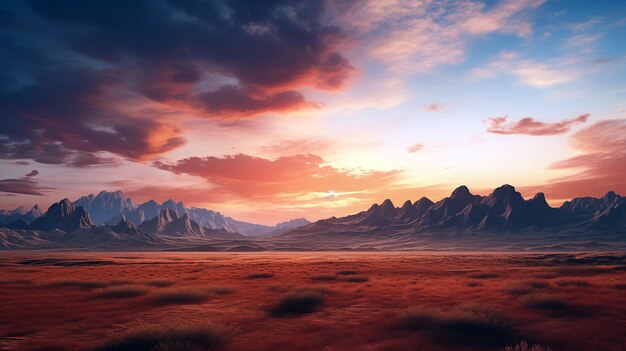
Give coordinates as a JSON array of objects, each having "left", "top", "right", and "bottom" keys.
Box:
[
  {"left": 505, "top": 280, "right": 549, "bottom": 296},
  {"left": 399, "top": 306, "right": 441, "bottom": 330},
  {"left": 245, "top": 273, "right": 274, "bottom": 279},
  {"left": 399, "top": 304, "right": 515, "bottom": 346},
  {"left": 469, "top": 273, "right": 500, "bottom": 279},
  {"left": 555, "top": 279, "right": 590, "bottom": 287},
  {"left": 49, "top": 280, "right": 130, "bottom": 289},
  {"left": 146, "top": 280, "right": 176, "bottom": 288},
  {"left": 311, "top": 274, "right": 337, "bottom": 282},
  {"left": 93, "top": 285, "right": 148, "bottom": 299},
  {"left": 611, "top": 283, "right": 626, "bottom": 290},
  {"left": 153, "top": 288, "right": 212, "bottom": 305},
  {"left": 271, "top": 289, "right": 325, "bottom": 316},
  {"left": 0, "top": 279, "right": 33, "bottom": 285},
  {"left": 91, "top": 322, "right": 233, "bottom": 351},
  {"left": 520, "top": 293, "right": 568, "bottom": 310},
  {"left": 340, "top": 275, "right": 369, "bottom": 283},
  {"left": 205, "top": 286, "right": 234, "bottom": 295},
  {"left": 337, "top": 270, "right": 359, "bottom": 275},
  {"left": 504, "top": 340, "right": 553, "bottom": 351}
]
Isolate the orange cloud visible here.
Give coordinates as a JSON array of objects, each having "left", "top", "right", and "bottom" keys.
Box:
[
  {"left": 154, "top": 154, "right": 401, "bottom": 200},
  {"left": 486, "top": 114, "right": 589, "bottom": 136},
  {"left": 522, "top": 119, "right": 626, "bottom": 200},
  {"left": 258, "top": 138, "right": 335, "bottom": 156}
]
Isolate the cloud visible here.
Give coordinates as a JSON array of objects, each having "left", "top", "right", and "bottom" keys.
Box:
[
  {"left": 522, "top": 119, "right": 626, "bottom": 199},
  {"left": 486, "top": 114, "right": 589, "bottom": 136},
  {"left": 0, "top": 57, "right": 186, "bottom": 166},
  {"left": 0, "top": 0, "right": 357, "bottom": 166},
  {"left": 27, "top": 0, "right": 354, "bottom": 113},
  {"left": 406, "top": 143, "right": 424, "bottom": 153},
  {"left": 424, "top": 103, "right": 444, "bottom": 112},
  {"left": 0, "top": 170, "right": 50, "bottom": 196},
  {"left": 467, "top": 51, "right": 578, "bottom": 87},
  {"left": 258, "top": 138, "right": 335, "bottom": 156},
  {"left": 334, "top": 0, "right": 544, "bottom": 75},
  {"left": 153, "top": 153, "right": 401, "bottom": 200},
  {"left": 198, "top": 86, "right": 317, "bottom": 116}
]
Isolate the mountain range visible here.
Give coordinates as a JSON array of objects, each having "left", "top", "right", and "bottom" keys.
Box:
[
  {"left": 1, "top": 185, "right": 624, "bottom": 251},
  {"left": 71, "top": 190, "right": 307, "bottom": 236}
]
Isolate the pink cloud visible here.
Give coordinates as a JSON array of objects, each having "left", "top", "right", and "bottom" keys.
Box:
[
  {"left": 522, "top": 119, "right": 626, "bottom": 199},
  {"left": 424, "top": 103, "right": 444, "bottom": 112},
  {"left": 407, "top": 143, "right": 424, "bottom": 153},
  {"left": 486, "top": 114, "right": 589, "bottom": 136}
]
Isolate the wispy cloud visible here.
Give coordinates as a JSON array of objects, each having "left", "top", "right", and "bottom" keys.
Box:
[
  {"left": 335, "top": 0, "right": 544, "bottom": 75},
  {"left": 467, "top": 51, "right": 580, "bottom": 87},
  {"left": 0, "top": 170, "right": 50, "bottom": 196},
  {"left": 523, "top": 119, "right": 626, "bottom": 199},
  {"left": 406, "top": 143, "right": 424, "bottom": 153},
  {"left": 486, "top": 114, "right": 589, "bottom": 135},
  {"left": 424, "top": 103, "right": 444, "bottom": 112}
]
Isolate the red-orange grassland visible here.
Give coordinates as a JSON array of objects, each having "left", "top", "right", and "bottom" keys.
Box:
[{"left": 0, "top": 252, "right": 625, "bottom": 351}]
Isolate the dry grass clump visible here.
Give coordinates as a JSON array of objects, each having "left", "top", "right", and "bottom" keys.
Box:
[
  {"left": 337, "top": 270, "right": 359, "bottom": 275},
  {"left": 399, "top": 304, "right": 515, "bottom": 346},
  {"left": 611, "top": 283, "right": 626, "bottom": 290},
  {"left": 505, "top": 280, "right": 550, "bottom": 296},
  {"left": 145, "top": 280, "right": 176, "bottom": 288},
  {"left": 152, "top": 288, "right": 212, "bottom": 305},
  {"left": 205, "top": 286, "right": 235, "bottom": 295},
  {"left": 49, "top": 280, "right": 130, "bottom": 289},
  {"left": 469, "top": 272, "right": 500, "bottom": 279},
  {"left": 270, "top": 288, "right": 326, "bottom": 316},
  {"left": 520, "top": 293, "right": 568, "bottom": 310},
  {"left": 93, "top": 285, "right": 149, "bottom": 299},
  {"left": 245, "top": 273, "right": 274, "bottom": 279},
  {"left": 91, "top": 322, "right": 234, "bottom": 351},
  {"left": 0, "top": 278, "right": 34, "bottom": 285},
  {"left": 311, "top": 274, "right": 337, "bottom": 282},
  {"left": 504, "top": 340, "right": 553, "bottom": 351},
  {"left": 340, "top": 275, "right": 369, "bottom": 283},
  {"left": 554, "top": 279, "right": 591, "bottom": 287}
]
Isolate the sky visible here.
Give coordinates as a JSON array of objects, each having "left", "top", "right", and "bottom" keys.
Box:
[{"left": 1, "top": 0, "right": 625, "bottom": 225}]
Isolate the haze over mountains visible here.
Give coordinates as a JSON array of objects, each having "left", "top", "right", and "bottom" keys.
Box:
[
  {"left": 1, "top": 185, "right": 624, "bottom": 251},
  {"left": 62, "top": 190, "right": 307, "bottom": 236}
]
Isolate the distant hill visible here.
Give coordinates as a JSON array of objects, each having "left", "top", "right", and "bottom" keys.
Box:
[{"left": 1, "top": 185, "right": 624, "bottom": 251}]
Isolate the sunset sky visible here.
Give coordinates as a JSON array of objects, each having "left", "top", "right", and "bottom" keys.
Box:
[{"left": 1, "top": 0, "right": 625, "bottom": 225}]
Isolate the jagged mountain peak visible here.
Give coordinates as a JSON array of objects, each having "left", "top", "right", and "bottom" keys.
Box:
[
  {"left": 29, "top": 199, "right": 94, "bottom": 232},
  {"left": 527, "top": 192, "right": 551, "bottom": 209},
  {"left": 414, "top": 197, "right": 434, "bottom": 207},
  {"left": 602, "top": 191, "right": 618, "bottom": 203},
  {"left": 112, "top": 218, "right": 143, "bottom": 235},
  {"left": 482, "top": 184, "right": 524, "bottom": 210},
  {"left": 158, "top": 208, "right": 179, "bottom": 222},
  {"left": 381, "top": 199, "right": 395, "bottom": 208},
  {"left": 451, "top": 185, "right": 472, "bottom": 198}
]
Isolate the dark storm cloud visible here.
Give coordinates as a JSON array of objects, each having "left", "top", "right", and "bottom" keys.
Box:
[
  {"left": 28, "top": 0, "right": 353, "bottom": 100},
  {"left": 0, "top": 0, "right": 354, "bottom": 166}
]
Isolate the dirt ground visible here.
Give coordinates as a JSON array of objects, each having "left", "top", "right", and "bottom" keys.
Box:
[{"left": 0, "top": 252, "right": 625, "bottom": 351}]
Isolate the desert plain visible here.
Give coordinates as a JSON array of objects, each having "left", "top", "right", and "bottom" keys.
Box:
[{"left": 1, "top": 252, "right": 625, "bottom": 351}]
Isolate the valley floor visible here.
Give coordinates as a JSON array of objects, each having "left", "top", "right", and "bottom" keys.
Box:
[{"left": 0, "top": 252, "right": 625, "bottom": 351}]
